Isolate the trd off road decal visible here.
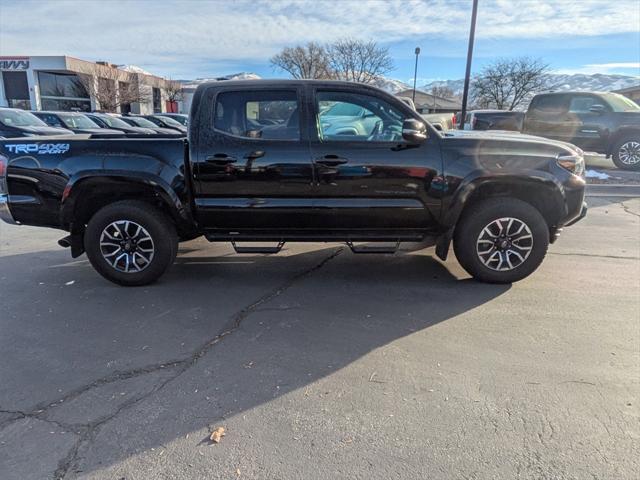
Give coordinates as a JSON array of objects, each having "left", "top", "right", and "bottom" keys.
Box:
[{"left": 4, "top": 143, "right": 70, "bottom": 154}]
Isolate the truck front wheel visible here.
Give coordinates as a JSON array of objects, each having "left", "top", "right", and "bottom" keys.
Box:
[
  {"left": 84, "top": 201, "right": 178, "bottom": 286},
  {"left": 453, "top": 198, "right": 549, "bottom": 283},
  {"left": 612, "top": 134, "right": 640, "bottom": 170}
]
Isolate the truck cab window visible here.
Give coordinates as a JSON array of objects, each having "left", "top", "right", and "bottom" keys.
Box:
[
  {"left": 568, "top": 96, "right": 601, "bottom": 113},
  {"left": 214, "top": 90, "right": 300, "bottom": 140},
  {"left": 317, "top": 91, "right": 405, "bottom": 142}
]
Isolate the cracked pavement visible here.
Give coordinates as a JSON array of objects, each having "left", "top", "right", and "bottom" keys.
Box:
[{"left": 0, "top": 197, "right": 638, "bottom": 479}]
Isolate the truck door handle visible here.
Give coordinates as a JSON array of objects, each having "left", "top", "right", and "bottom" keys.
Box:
[
  {"left": 316, "top": 155, "right": 348, "bottom": 166},
  {"left": 206, "top": 154, "right": 237, "bottom": 164}
]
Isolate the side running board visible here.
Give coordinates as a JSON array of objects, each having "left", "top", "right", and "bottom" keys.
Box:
[
  {"left": 231, "top": 241, "right": 285, "bottom": 254},
  {"left": 346, "top": 241, "right": 400, "bottom": 254}
]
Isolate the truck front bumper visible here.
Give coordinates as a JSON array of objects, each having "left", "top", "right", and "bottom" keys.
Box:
[{"left": 565, "top": 201, "right": 588, "bottom": 227}]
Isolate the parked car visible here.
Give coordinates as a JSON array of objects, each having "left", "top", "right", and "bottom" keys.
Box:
[
  {"left": 32, "top": 111, "right": 123, "bottom": 136},
  {"left": 0, "top": 80, "right": 586, "bottom": 286},
  {"left": 522, "top": 92, "right": 640, "bottom": 170},
  {"left": 157, "top": 113, "right": 188, "bottom": 126},
  {"left": 119, "top": 116, "right": 184, "bottom": 136},
  {"left": 85, "top": 113, "right": 158, "bottom": 135},
  {"left": 457, "top": 110, "right": 524, "bottom": 131},
  {"left": 421, "top": 112, "right": 457, "bottom": 131},
  {"left": 141, "top": 115, "right": 188, "bottom": 134},
  {"left": 0, "top": 107, "right": 74, "bottom": 137}
]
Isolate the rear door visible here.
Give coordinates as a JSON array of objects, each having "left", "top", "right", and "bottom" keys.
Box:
[
  {"left": 308, "top": 86, "right": 442, "bottom": 233},
  {"left": 191, "top": 86, "right": 314, "bottom": 231},
  {"left": 524, "top": 94, "right": 570, "bottom": 141}
]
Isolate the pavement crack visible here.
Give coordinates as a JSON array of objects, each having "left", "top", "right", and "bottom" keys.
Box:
[
  {"left": 46, "top": 247, "right": 343, "bottom": 479},
  {"left": 620, "top": 201, "right": 640, "bottom": 218},
  {"left": 548, "top": 252, "right": 638, "bottom": 260}
]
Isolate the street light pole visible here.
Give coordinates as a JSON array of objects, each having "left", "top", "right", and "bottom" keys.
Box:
[
  {"left": 459, "top": 0, "right": 479, "bottom": 129},
  {"left": 412, "top": 47, "right": 420, "bottom": 104}
]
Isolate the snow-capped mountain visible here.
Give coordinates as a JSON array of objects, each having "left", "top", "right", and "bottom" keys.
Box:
[
  {"left": 370, "top": 76, "right": 412, "bottom": 94},
  {"left": 180, "top": 72, "right": 261, "bottom": 88},
  {"left": 421, "top": 74, "right": 639, "bottom": 97},
  {"left": 120, "top": 65, "right": 154, "bottom": 76}
]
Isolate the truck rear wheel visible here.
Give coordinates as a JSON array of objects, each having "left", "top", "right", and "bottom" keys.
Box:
[
  {"left": 84, "top": 201, "right": 178, "bottom": 286},
  {"left": 612, "top": 134, "right": 640, "bottom": 170},
  {"left": 453, "top": 198, "right": 549, "bottom": 283}
]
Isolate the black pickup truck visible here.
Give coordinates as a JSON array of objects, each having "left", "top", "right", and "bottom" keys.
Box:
[
  {"left": 0, "top": 80, "right": 587, "bottom": 286},
  {"left": 467, "top": 92, "right": 640, "bottom": 170}
]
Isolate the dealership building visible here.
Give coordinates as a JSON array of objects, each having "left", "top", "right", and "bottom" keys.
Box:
[{"left": 0, "top": 56, "right": 176, "bottom": 114}]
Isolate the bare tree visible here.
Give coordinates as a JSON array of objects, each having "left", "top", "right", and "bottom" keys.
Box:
[
  {"left": 431, "top": 86, "right": 455, "bottom": 99},
  {"left": 327, "top": 38, "right": 394, "bottom": 84},
  {"left": 164, "top": 79, "right": 184, "bottom": 103},
  {"left": 76, "top": 65, "right": 151, "bottom": 112},
  {"left": 472, "top": 57, "right": 549, "bottom": 110},
  {"left": 270, "top": 42, "right": 332, "bottom": 79}
]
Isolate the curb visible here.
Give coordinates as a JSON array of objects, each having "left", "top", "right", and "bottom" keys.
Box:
[{"left": 586, "top": 184, "right": 640, "bottom": 197}]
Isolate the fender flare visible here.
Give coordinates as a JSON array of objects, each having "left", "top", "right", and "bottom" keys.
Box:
[
  {"left": 435, "top": 171, "right": 566, "bottom": 260},
  {"left": 607, "top": 126, "right": 640, "bottom": 156},
  {"left": 60, "top": 170, "right": 193, "bottom": 230}
]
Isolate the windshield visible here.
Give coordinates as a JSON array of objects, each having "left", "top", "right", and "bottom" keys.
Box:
[
  {"left": 127, "top": 117, "right": 157, "bottom": 128},
  {"left": 322, "top": 103, "right": 365, "bottom": 117},
  {"left": 159, "top": 114, "right": 188, "bottom": 126},
  {"left": 153, "top": 115, "right": 182, "bottom": 127},
  {"left": 603, "top": 93, "right": 640, "bottom": 112},
  {"left": 0, "top": 109, "right": 48, "bottom": 127},
  {"left": 58, "top": 113, "right": 100, "bottom": 129},
  {"left": 97, "top": 115, "right": 132, "bottom": 128}
]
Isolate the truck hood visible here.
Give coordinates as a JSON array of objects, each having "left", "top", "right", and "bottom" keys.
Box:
[
  {"left": 440, "top": 129, "right": 585, "bottom": 178},
  {"left": 17, "top": 125, "right": 75, "bottom": 136},
  {"left": 616, "top": 111, "right": 640, "bottom": 125},
  {"left": 442, "top": 129, "right": 583, "bottom": 156},
  {"left": 70, "top": 128, "right": 124, "bottom": 136}
]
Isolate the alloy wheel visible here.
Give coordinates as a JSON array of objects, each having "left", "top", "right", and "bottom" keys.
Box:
[
  {"left": 99, "top": 220, "right": 155, "bottom": 273},
  {"left": 619, "top": 141, "right": 640, "bottom": 166},
  {"left": 476, "top": 217, "right": 533, "bottom": 271}
]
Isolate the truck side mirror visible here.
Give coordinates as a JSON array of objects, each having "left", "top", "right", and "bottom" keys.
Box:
[
  {"left": 402, "top": 119, "right": 427, "bottom": 143},
  {"left": 589, "top": 104, "right": 605, "bottom": 114}
]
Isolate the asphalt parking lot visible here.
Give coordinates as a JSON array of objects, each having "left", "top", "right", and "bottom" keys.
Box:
[{"left": 1, "top": 194, "right": 638, "bottom": 480}]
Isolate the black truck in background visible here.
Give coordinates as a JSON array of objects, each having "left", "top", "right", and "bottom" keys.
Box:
[
  {"left": 463, "top": 92, "right": 640, "bottom": 170},
  {"left": 0, "top": 80, "right": 586, "bottom": 286}
]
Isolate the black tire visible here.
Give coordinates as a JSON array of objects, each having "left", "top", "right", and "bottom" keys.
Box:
[
  {"left": 611, "top": 134, "right": 640, "bottom": 170},
  {"left": 453, "top": 197, "right": 549, "bottom": 283},
  {"left": 84, "top": 201, "right": 178, "bottom": 286}
]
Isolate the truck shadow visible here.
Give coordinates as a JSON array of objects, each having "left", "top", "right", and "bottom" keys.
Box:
[{"left": 0, "top": 242, "right": 510, "bottom": 477}]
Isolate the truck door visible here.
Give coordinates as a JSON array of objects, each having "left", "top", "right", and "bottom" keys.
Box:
[
  {"left": 192, "top": 86, "right": 314, "bottom": 231},
  {"left": 524, "top": 94, "right": 571, "bottom": 142},
  {"left": 308, "top": 87, "right": 442, "bottom": 232},
  {"left": 565, "top": 94, "right": 610, "bottom": 151}
]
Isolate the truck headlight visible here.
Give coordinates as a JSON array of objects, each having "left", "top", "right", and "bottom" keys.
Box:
[{"left": 557, "top": 153, "right": 585, "bottom": 177}]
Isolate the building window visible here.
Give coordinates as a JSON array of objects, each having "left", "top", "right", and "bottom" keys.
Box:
[
  {"left": 152, "top": 87, "right": 161, "bottom": 113},
  {"left": 2, "top": 71, "right": 31, "bottom": 110},
  {"left": 37, "top": 71, "right": 91, "bottom": 112}
]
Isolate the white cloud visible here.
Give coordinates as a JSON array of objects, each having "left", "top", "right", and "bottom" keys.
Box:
[{"left": 0, "top": 0, "right": 638, "bottom": 77}]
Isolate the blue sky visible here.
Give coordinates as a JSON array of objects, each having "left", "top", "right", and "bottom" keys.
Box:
[{"left": 0, "top": 0, "right": 638, "bottom": 84}]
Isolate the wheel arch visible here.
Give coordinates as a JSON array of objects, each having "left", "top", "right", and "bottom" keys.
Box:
[
  {"left": 436, "top": 175, "right": 566, "bottom": 260},
  {"left": 608, "top": 127, "right": 640, "bottom": 156},
  {"left": 60, "top": 173, "right": 195, "bottom": 237}
]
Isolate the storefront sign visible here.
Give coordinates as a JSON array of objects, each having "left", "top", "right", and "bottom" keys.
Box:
[{"left": 0, "top": 57, "right": 30, "bottom": 70}]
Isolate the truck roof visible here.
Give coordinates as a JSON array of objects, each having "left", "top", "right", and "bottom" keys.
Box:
[
  {"left": 535, "top": 91, "right": 611, "bottom": 96},
  {"left": 194, "top": 78, "right": 391, "bottom": 93}
]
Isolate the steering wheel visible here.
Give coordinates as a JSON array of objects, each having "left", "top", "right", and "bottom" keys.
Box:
[{"left": 367, "top": 120, "right": 383, "bottom": 141}]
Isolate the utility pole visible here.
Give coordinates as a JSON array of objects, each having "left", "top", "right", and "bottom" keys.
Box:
[
  {"left": 459, "top": 0, "right": 478, "bottom": 129},
  {"left": 412, "top": 47, "right": 420, "bottom": 104}
]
